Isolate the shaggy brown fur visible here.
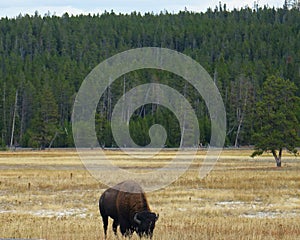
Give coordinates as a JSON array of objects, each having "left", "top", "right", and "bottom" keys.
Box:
[{"left": 99, "top": 180, "right": 158, "bottom": 239}]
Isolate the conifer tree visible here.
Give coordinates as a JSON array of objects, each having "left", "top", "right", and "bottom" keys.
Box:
[{"left": 251, "top": 76, "right": 300, "bottom": 166}]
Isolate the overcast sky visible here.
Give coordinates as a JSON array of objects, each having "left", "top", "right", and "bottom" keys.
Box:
[{"left": 0, "top": 0, "right": 284, "bottom": 18}]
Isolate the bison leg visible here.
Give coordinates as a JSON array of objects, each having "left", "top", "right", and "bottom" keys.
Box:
[
  {"left": 112, "top": 219, "right": 119, "bottom": 236},
  {"left": 119, "top": 223, "right": 127, "bottom": 236},
  {"left": 119, "top": 219, "right": 133, "bottom": 238},
  {"left": 101, "top": 215, "right": 108, "bottom": 239}
]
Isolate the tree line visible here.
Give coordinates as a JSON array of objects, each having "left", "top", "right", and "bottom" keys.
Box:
[{"left": 0, "top": 5, "right": 299, "bottom": 149}]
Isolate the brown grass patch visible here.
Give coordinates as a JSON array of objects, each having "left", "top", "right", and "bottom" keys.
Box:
[{"left": 0, "top": 149, "right": 299, "bottom": 239}]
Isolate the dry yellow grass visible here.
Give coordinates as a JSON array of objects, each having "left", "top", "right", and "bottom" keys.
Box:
[{"left": 0, "top": 149, "right": 299, "bottom": 239}]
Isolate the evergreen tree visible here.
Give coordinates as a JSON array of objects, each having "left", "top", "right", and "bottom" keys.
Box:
[
  {"left": 28, "top": 85, "right": 59, "bottom": 149},
  {"left": 251, "top": 75, "right": 300, "bottom": 166}
]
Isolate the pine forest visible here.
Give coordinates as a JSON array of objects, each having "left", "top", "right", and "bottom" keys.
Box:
[{"left": 0, "top": 5, "right": 299, "bottom": 149}]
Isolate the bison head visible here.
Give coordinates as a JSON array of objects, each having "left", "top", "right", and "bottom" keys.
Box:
[{"left": 134, "top": 211, "right": 159, "bottom": 238}]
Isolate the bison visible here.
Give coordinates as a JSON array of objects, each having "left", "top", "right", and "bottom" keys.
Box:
[{"left": 99, "top": 180, "right": 159, "bottom": 239}]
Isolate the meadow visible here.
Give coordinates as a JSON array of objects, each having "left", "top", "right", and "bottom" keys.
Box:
[{"left": 0, "top": 149, "right": 299, "bottom": 239}]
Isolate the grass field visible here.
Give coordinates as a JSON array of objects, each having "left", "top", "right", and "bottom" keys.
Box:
[{"left": 0, "top": 149, "right": 299, "bottom": 239}]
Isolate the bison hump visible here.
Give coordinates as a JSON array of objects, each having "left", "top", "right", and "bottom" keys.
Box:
[
  {"left": 114, "top": 180, "right": 144, "bottom": 193},
  {"left": 116, "top": 181, "right": 150, "bottom": 215}
]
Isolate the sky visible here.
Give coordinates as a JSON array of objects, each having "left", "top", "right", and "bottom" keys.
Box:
[{"left": 0, "top": 0, "right": 285, "bottom": 19}]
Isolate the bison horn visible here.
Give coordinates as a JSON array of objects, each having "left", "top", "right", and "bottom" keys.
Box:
[
  {"left": 134, "top": 213, "right": 141, "bottom": 225},
  {"left": 156, "top": 214, "right": 159, "bottom": 221}
]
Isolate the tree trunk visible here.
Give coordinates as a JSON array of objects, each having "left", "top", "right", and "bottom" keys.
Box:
[
  {"left": 234, "top": 117, "right": 242, "bottom": 148},
  {"left": 276, "top": 159, "right": 282, "bottom": 167},
  {"left": 234, "top": 87, "right": 249, "bottom": 148},
  {"left": 48, "top": 131, "right": 58, "bottom": 149},
  {"left": 2, "top": 83, "right": 7, "bottom": 145},
  {"left": 180, "top": 83, "right": 187, "bottom": 148},
  {"left": 10, "top": 90, "right": 18, "bottom": 150},
  {"left": 272, "top": 149, "right": 282, "bottom": 167},
  {"left": 122, "top": 76, "right": 126, "bottom": 121}
]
